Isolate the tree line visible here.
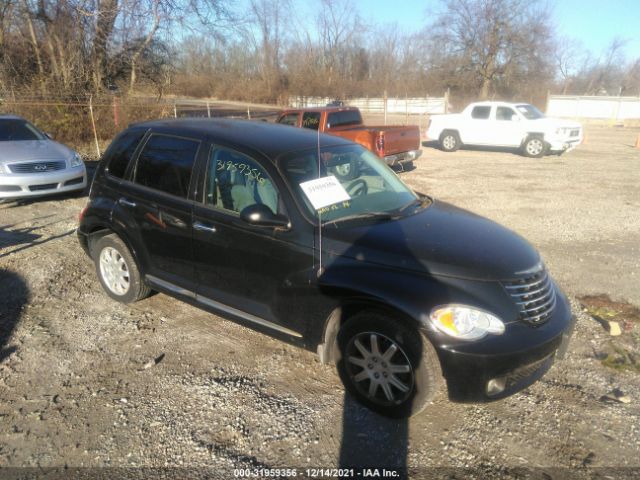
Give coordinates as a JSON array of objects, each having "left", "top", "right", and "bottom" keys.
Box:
[{"left": 1, "top": 0, "right": 638, "bottom": 106}]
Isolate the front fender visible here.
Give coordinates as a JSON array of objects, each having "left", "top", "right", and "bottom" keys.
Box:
[{"left": 316, "top": 258, "right": 517, "bottom": 359}]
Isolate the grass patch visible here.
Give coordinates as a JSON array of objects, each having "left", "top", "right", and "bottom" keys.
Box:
[{"left": 600, "top": 343, "right": 640, "bottom": 373}]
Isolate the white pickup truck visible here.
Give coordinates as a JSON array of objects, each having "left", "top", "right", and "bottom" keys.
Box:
[{"left": 427, "top": 101, "right": 583, "bottom": 158}]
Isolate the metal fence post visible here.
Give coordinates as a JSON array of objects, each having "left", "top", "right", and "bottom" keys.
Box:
[{"left": 383, "top": 91, "right": 387, "bottom": 126}]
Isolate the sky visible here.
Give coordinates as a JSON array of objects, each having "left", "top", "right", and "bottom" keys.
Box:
[{"left": 348, "top": 0, "right": 640, "bottom": 59}]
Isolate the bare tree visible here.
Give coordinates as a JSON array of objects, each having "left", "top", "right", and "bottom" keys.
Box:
[
  {"left": 91, "top": 0, "right": 119, "bottom": 91},
  {"left": 316, "top": 0, "right": 362, "bottom": 90},
  {"left": 555, "top": 37, "right": 585, "bottom": 94},
  {"left": 430, "top": 0, "right": 556, "bottom": 100}
]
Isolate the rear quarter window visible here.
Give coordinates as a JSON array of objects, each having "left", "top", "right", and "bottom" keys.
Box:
[
  {"left": 134, "top": 134, "right": 200, "bottom": 198},
  {"left": 105, "top": 130, "right": 146, "bottom": 179}
]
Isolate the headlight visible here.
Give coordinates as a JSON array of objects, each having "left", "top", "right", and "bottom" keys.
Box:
[
  {"left": 70, "top": 152, "right": 83, "bottom": 168},
  {"left": 430, "top": 305, "right": 505, "bottom": 341}
]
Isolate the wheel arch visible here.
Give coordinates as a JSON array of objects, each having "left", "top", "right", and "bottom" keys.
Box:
[
  {"left": 439, "top": 128, "right": 461, "bottom": 140},
  {"left": 317, "top": 295, "right": 425, "bottom": 365},
  {"left": 86, "top": 223, "right": 147, "bottom": 278},
  {"left": 521, "top": 131, "right": 546, "bottom": 145}
]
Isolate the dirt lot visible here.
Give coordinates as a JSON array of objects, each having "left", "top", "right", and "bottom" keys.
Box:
[{"left": 1, "top": 123, "right": 639, "bottom": 479}]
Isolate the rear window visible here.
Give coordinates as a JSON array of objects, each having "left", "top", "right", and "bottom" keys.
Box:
[
  {"left": 302, "top": 112, "right": 321, "bottom": 130},
  {"left": 278, "top": 113, "right": 299, "bottom": 126},
  {"left": 134, "top": 134, "right": 199, "bottom": 198},
  {"left": 105, "top": 130, "right": 146, "bottom": 179},
  {"left": 327, "top": 110, "right": 362, "bottom": 128},
  {"left": 471, "top": 106, "right": 491, "bottom": 119}
]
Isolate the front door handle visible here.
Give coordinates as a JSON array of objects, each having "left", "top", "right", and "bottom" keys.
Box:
[
  {"left": 193, "top": 222, "right": 217, "bottom": 233},
  {"left": 118, "top": 198, "right": 137, "bottom": 208}
]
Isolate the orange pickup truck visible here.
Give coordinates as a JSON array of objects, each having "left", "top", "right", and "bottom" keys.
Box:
[{"left": 276, "top": 107, "right": 422, "bottom": 168}]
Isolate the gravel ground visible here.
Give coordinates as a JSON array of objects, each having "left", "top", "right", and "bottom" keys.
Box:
[{"left": 1, "top": 123, "right": 639, "bottom": 479}]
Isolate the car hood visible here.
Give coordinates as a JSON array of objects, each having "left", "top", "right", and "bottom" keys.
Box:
[
  {"left": 320, "top": 200, "right": 540, "bottom": 281},
  {"left": 529, "top": 117, "right": 582, "bottom": 129},
  {"left": 0, "top": 140, "right": 73, "bottom": 163}
]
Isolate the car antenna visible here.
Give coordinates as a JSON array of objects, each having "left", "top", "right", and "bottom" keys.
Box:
[{"left": 316, "top": 126, "right": 324, "bottom": 278}]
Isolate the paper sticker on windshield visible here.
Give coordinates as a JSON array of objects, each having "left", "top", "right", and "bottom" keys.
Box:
[{"left": 299, "top": 175, "right": 351, "bottom": 210}]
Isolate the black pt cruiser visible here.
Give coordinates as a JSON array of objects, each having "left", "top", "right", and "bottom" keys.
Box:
[{"left": 78, "top": 118, "right": 575, "bottom": 418}]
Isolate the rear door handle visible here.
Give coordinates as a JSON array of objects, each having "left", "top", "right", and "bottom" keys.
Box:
[
  {"left": 193, "top": 222, "right": 217, "bottom": 233},
  {"left": 118, "top": 198, "right": 137, "bottom": 208}
]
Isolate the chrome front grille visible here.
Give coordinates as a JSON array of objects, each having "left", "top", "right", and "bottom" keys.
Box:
[
  {"left": 9, "top": 161, "right": 66, "bottom": 174},
  {"left": 503, "top": 268, "right": 556, "bottom": 325}
]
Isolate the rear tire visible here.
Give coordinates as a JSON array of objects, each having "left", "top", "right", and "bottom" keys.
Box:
[
  {"left": 92, "top": 233, "right": 151, "bottom": 304},
  {"left": 336, "top": 311, "right": 444, "bottom": 418},
  {"left": 439, "top": 131, "right": 461, "bottom": 152}
]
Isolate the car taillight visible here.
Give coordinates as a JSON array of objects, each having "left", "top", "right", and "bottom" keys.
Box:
[
  {"left": 79, "top": 205, "right": 88, "bottom": 222},
  {"left": 375, "top": 133, "right": 385, "bottom": 156}
]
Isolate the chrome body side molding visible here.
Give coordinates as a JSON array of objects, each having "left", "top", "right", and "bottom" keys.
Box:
[{"left": 146, "top": 274, "right": 302, "bottom": 338}]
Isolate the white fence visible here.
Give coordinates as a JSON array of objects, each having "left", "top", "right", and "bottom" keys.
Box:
[
  {"left": 288, "top": 96, "right": 448, "bottom": 114},
  {"left": 547, "top": 95, "right": 640, "bottom": 120}
]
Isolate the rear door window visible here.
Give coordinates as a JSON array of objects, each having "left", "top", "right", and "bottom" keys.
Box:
[
  {"left": 106, "top": 130, "right": 146, "bottom": 179},
  {"left": 302, "top": 112, "right": 321, "bottom": 130},
  {"left": 134, "top": 134, "right": 199, "bottom": 198},
  {"left": 471, "top": 106, "right": 491, "bottom": 119}
]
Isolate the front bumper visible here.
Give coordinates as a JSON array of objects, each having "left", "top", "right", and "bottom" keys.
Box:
[
  {"left": 434, "top": 294, "right": 576, "bottom": 402},
  {"left": 547, "top": 135, "right": 582, "bottom": 153},
  {"left": 0, "top": 166, "right": 87, "bottom": 199},
  {"left": 383, "top": 149, "right": 422, "bottom": 166}
]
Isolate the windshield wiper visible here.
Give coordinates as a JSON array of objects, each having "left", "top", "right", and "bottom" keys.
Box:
[
  {"left": 323, "top": 211, "right": 398, "bottom": 226},
  {"left": 396, "top": 196, "right": 432, "bottom": 214}
]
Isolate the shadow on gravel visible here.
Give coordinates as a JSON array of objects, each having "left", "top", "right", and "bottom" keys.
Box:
[
  {"left": 0, "top": 269, "right": 29, "bottom": 363},
  {"left": 0, "top": 227, "right": 75, "bottom": 259},
  {"left": 421, "top": 139, "right": 544, "bottom": 158},
  {"left": 339, "top": 395, "right": 409, "bottom": 476},
  {"left": 327, "top": 217, "right": 438, "bottom": 477}
]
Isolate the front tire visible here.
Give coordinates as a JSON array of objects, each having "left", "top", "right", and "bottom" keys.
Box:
[
  {"left": 337, "top": 311, "right": 444, "bottom": 418},
  {"left": 439, "top": 131, "right": 461, "bottom": 152},
  {"left": 522, "top": 135, "right": 547, "bottom": 158},
  {"left": 92, "top": 233, "right": 151, "bottom": 303}
]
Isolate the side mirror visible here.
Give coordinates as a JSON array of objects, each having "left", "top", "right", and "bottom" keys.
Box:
[
  {"left": 511, "top": 114, "right": 520, "bottom": 122},
  {"left": 240, "top": 204, "right": 290, "bottom": 228},
  {"left": 44, "top": 132, "right": 54, "bottom": 139}
]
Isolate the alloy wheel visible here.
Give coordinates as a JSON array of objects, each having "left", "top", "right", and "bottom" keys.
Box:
[
  {"left": 345, "top": 331, "right": 414, "bottom": 406},
  {"left": 526, "top": 138, "right": 544, "bottom": 156},
  {"left": 99, "top": 246, "right": 131, "bottom": 296},
  {"left": 442, "top": 135, "right": 456, "bottom": 150}
]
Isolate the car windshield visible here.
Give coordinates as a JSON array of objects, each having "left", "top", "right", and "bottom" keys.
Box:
[
  {"left": 515, "top": 104, "right": 545, "bottom": 120},
  {"left": 278, "top": 144, "right": 423, "bottom": 224},
  {"left": 0, "top": 119, "right": 45, "bottom": 141}
]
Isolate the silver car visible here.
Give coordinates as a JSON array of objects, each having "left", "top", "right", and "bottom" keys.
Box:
[{"left": 0, "top": 115, "right": 86, "bottom": 201}]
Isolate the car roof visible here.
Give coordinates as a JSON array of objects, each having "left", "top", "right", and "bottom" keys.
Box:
[
  {"left": 279, "top": 106, "right": 359, "bottom": 114},
  {"left": 470, "top": 101, "right": 530, "bottom": 107},
  {"left": 130, "top": 117, "right": 354, "bottom": 159},
  {"left": 0, "top": 114, "right": 27, "bottom": 121}
]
